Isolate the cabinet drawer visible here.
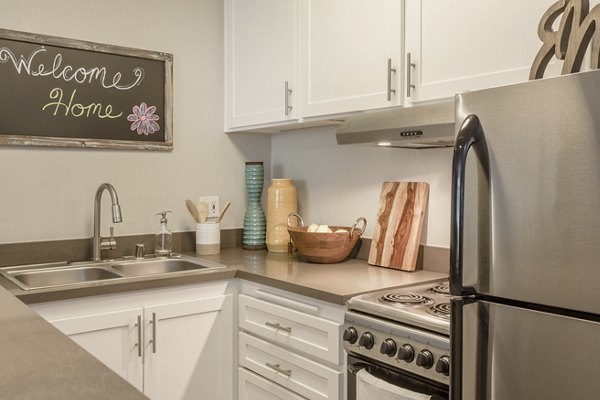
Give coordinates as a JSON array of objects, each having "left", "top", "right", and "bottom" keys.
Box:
[
  {"left": 239, "top": 294, "right": 342, "bottom": 364},
  {"left": 239, "top": 367, "right": 307, "bottom": 400},
  {"left": 239, "top": 332, "right": 342, "bottom": 400}
]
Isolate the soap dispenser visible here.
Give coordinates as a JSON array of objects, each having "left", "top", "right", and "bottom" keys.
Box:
[{"left": 155, "top": 211, "right": 172, "bottom": 256}]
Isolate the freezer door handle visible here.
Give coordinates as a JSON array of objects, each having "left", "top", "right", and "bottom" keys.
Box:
[
  {"left": 450, "top": 114, "right": 489, "bottom": 296},
  {"left": 450, "top": 297, "right": 464, "bottom": 400}
]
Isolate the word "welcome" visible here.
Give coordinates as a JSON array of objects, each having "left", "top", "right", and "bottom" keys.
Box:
[
  {"left": 42, "top": 87, "right": 123, "bottom": 119},
  {"left": 0, "top": 46, "right": 144, "bottom": 91}
]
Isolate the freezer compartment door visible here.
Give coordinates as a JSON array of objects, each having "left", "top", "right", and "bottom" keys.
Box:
[
  {"left": 459, "top": 300, "right": 600, "bottom": 400},
  {"left": 455, "top": 71, "right": 600, "bottom": 314}
]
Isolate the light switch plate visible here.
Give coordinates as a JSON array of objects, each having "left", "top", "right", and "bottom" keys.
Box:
[{"left": 199, "top": 196, "right": 219, "bottom": 218}]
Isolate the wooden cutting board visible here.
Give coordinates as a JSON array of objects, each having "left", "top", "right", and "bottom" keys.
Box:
[{"left": 368, "top": 182, "right": 429, "bottom": 271}]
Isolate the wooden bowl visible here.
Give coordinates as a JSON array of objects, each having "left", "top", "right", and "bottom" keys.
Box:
[{"left": 287, "top": 217, "right": 367, "bottom": 264}]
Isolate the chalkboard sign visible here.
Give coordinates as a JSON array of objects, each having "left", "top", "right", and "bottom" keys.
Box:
[{"left": 0, "top": 29, "right": 173, "bottom": 150}]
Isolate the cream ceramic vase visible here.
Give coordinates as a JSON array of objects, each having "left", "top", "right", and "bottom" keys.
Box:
[{"left": 266, "top": 179, "right": 297, "bottom": 252}]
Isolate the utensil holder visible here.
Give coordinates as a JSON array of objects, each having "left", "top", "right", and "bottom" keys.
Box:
[{"left": 196, "top": 222, "right": 220, "bottom": 255}]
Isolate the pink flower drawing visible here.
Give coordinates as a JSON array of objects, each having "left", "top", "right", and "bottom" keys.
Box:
[{"left": 127, "top": 102, "right": 160, "bottom": 135}]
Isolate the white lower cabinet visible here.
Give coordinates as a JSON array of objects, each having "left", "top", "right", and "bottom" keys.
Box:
[
  {"left": 30, "top": 279, "right": 347, "bottom": 400},
  {"left": 143, "top": 295, "right": 233, "bottom": 400},
  {"left": 31, "top": 282, "right": 234, "bottom": 400},
  {"left": 238, "top": 282, "right": 345, "bottom": 400},
  {"left": 48, "top": 307, "right": 145, "bottom": 391},
  {"left": 239, "top": 332, "right": 341, "bottom": 400},
  {"left": 238, "top": 367, "right": 306, "bottom": 400}
]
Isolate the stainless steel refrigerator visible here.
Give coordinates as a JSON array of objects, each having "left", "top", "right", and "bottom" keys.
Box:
[{"left": 450, "top": 69, "right": 600, "bottom": 399}]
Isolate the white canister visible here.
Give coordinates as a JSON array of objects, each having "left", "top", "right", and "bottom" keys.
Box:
[{"left": 196, "top": 222, "right": 220, "bottom": 255}]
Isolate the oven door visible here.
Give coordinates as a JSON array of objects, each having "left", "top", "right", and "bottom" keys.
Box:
[{"left": 347, "top": 354, "right": 449, "bottom": 400}]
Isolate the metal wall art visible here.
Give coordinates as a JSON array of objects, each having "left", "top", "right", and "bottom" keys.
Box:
[{"left": 530, "top": 0, "right": 600, "bottom": 79}]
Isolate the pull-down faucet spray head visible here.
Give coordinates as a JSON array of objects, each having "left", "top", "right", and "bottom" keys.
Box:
[{"left": 111, "top": 203, "right": 123, "bottom": 223}]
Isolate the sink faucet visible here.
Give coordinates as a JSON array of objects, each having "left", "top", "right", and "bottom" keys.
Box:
[{"left": 92, "top": 183, "right": 123, "bottom": 261}]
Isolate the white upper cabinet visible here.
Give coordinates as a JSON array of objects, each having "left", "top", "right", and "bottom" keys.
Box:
[
  {"left": 225, "top": 0, "right": 298, "bottom": 130},
  {"left": 225, "top": 0, "right": 570, "bottom": 130},
  {"left": 299, "top": 0, "right": 403, "bottom": 117},
  {"left": 404, "top": 0, "right": 560, "bottom": 103}
]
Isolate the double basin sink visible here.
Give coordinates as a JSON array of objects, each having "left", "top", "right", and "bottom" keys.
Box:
[{"left": 0, "top": 256, "right": 227, "bottom": 291}]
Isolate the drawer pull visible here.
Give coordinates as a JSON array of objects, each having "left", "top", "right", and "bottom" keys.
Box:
[
  {"left": 265, "top": 321, "right": 292, "bottom": 334},
  {"left": 266, "top": 362, "right": 292, "bottom": 377}
]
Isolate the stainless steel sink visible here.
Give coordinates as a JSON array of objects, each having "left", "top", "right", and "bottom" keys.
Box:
[
  {"left": 0, "top": 256, "right": 226, "bottom": 290},
  {"left": 13, "top": 266, "right": 121, "bottom": 289},
  {"left": 111, "top": 259, "right": 213, "bottom": 277}
]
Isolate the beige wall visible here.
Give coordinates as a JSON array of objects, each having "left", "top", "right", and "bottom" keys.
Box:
[
  {"left": 0, "top": 0, "right": 271, "bottom": 244},
  {"left": 0, "top": 1, "right": 451, "bottom": 249},
  {"left": 271, "top": 127, "right": 452, "bottom": 247}
]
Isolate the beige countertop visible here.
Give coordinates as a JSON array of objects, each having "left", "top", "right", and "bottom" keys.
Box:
[
  {"left": 0, "top": 247, "right": 448, "bottom": 399},
  {"left": 9, "top": 248, "right": 448, "bottom": 305},
  {"left": 0, "top": 283, "right": 147, "bottom": 400},
  {"left": 200, "top": 248, "right": 448, "bottom": 304}
]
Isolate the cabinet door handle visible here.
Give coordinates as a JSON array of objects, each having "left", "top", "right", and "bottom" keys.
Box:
[
  {"left": 387, "top": 58, "right": 397, "bottom": 101},
  {"left": 265, "top": 321, "right": 292, "bottom": 334},
  {"left": 284, "top": 81, "right": 293, "bottom": 116},
  {"left": 266, "top": 362, "right": 292, "bottom": 377},
  {"left": 149, "top": 312, "right": 157, "bottom": 353},
  {"left": 406, "top": 52, "right": 416, "bottom": 97},
  {"left": 135, "top": 315, "right": 142, "bottom": 357}
]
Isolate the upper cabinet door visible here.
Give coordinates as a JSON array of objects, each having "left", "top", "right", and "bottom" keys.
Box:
[
  {"left": 404, "top": 0, "right": 561, "bottom": 104},
  {"left": 299, "top": 0, "right": 403, "bottom": 117},
  {"left": 225, "top": 0, "right": 299, "bottom": 130}
]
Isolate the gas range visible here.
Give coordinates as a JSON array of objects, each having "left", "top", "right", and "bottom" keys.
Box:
[{"left": 343, "top": 280, "right": 451, "bottom": 387}]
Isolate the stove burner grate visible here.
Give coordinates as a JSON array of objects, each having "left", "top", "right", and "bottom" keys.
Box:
[
  {"left": 431, "top": 284, "right": 450, "bottom": 295},
  {"left": 378, "top": 293, "right": 435, "bottom": 306},
  {"left": 428, "top": 303, "right": 451, "bottom": 319}
]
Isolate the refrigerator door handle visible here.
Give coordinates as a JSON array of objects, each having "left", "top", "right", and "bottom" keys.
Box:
[
  {"left": 450, "top": 114, "right": 489, "bottom": 296},
  {"left": 450, "top": 298, "right": 463, "bottom": 400},
  {"left": 450, "top": 114, "right": 489, "bottom": 400}
]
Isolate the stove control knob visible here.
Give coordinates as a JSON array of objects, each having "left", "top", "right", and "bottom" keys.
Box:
[
  {"left": 343, "top": 327, "right": 358, "bottom": 344},
  {"left": 435, "top": 355, "right": 450, "bottom": 376},
  {"left": 358, "top": 332, "right": 374, "bottom": 349},
  {"left": 379, "top": 338, "right": 397, "bottom": 357},
  {"left": 397, "top": 344, "right": 415, "bottom": 363},
  {"left": 416, "top": 349, "right": 434, "bottom": 369}
]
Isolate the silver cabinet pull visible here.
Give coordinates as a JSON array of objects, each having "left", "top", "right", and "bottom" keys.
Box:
[
  {"left": 265, "top": 321, "right": 292, "bottom": 334},
  {"left": 387, "top": 58, "right": 397, "bottom": 101},
  {"left": 149, "top": 312, "right": 157, "bottom": 353},
  {"left": 284, "top": 81, "right": 293, "bottom": 116},
  {"left": 266, "top": 362, "right": 292, "bottom": 377},
  {"left": 406, "top": 52, "right": 416, "bottom": 97},
  {"left": 135, "top": 315, "right": 142, "bottom": 357}
]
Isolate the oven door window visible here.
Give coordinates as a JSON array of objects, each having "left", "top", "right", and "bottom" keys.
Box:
[{"left": 347, "top": 356, "right": 448, "bottom": 400}]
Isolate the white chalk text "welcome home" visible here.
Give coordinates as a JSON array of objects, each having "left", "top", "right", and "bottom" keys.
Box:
[{"left": 0, "top": 46, "right": 144, "bottom": 90}]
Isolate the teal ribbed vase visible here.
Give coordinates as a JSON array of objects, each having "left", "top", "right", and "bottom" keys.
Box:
[{"left": 243, "top": 162, "right": 267, "bottom": 250}]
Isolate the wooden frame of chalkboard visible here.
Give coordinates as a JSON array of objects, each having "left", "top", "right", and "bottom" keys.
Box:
[{"left": 0, "top": 28, "right": 173, "bottom": 150}]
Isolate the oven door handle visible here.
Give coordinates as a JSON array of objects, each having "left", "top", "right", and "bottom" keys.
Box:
[{"left": 348, "top": 362, "right": 371, "bottom": 376}]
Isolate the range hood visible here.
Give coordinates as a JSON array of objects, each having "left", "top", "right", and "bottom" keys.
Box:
[{"left": 335, "top": 102, "right": 455, "bottom": 149}]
